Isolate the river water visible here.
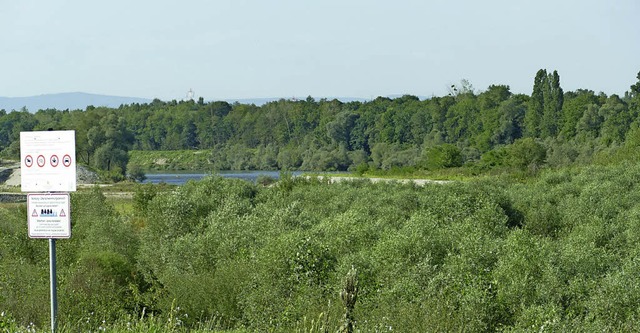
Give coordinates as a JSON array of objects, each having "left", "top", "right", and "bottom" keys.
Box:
[{"left": 143, "top": 170, "right": 304, "bottom": 185}]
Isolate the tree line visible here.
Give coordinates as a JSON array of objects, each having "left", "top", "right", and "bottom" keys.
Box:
[{"left": 1, "top": 70, "right": 639, "bottom": 178}]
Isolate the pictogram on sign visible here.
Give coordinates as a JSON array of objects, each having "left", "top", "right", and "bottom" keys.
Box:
[
  {"left": 32, "top": 209, "right": 38, "bottom": 217},
  {"left": 50, "top": 155, "right": 59, "bottom": 167},
  {"left": 63, "top": 154, "right": 72, "bottom": 167},
  {"left": 37, "top": 155, "right": 46, "bottom": 168},
  {"left": 25, "top": 155, "right": 33, "bottom": 168},
  {"left": 59, "top": 209, "right": 66, "bottom": 217}
]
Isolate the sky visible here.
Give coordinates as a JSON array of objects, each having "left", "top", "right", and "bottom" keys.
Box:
[{"left": 1, "top": 0, "right": 639, "bottom": 101}]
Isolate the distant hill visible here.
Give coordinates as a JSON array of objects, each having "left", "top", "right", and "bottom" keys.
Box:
[{"left": 0, "top": 92, "right": 152, "bottom": 112}]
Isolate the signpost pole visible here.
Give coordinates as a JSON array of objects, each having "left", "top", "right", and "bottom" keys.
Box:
[
  {"left": 20, "top": 131, "right": 76, "bottom": 333},
  {"left": 49, "top": 238, "right": 58, "bottom": 333}
]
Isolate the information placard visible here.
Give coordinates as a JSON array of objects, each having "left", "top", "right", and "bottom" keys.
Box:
[
  {"left": 27, "top": 193, "right": 71, "bottom": 239},
  {"left": 20, "top": 130, "right": 76, "bottom": 192}
]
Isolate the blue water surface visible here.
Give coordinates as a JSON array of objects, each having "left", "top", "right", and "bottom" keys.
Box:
[{"left": 143, "top": 170, "right": 304, "bottom": 185}]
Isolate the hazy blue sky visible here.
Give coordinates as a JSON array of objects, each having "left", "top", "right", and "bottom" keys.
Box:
[{"left": 1, "top": 0, "right": 638, "bottom": 101}]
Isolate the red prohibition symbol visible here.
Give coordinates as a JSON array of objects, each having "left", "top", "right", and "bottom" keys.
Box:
[
  {"left": 63, "top": 154, "right": 72, "bottom": 167},
  {"left": 50, "top": 155, "right": 59, "bottom": 167},
  {"left": 25, "top": 155, "right": 34, "bottom": 168},
  {"left": 37, "top": 155, "right": 46, "bottom": 168}
]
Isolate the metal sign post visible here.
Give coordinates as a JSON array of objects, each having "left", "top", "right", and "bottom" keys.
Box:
[
  {"left": 20, "top": 130, "right": 76, "bottom": 333},
  {"left": 49, "top": 239, "right": 58, "bottom": 333}
]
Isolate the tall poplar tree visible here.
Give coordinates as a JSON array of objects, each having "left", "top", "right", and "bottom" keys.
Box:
[
  {"left": 541, "top": 70, "right": 564, "bottom": 137},
  {"left": 525, "top": 69, "right": 547, "bottom": 137},
  {"left": 629, "top": 71, "right": 640, "bottom": 118}
]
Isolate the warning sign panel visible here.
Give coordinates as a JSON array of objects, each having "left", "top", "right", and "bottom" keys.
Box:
[
  {"left": 27, "top": 193, "right": 71, "bottom": 239},
  {"left": 20, "top": 130, "right": 76, "bottom": 192}
]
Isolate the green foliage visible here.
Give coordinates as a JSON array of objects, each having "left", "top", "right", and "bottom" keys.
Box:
[
  {"left": 598, "top": 95, "right": 630, "bottom": 145},
  {"left": 476, "top": 146, "right": 509, "bottom": 170},
  {"left": 10, "top": 144, "right": 640, "bottom": 331},
  {"left": 255, "top": 174, "right": 277, "bottom": 186},
  {"left": 98, "top": 169, "right": 126, "bottom": 183},
  {"left": 354, "top": 162, "right": 369, "bottom": 175},
  {"left": 0, "top": 311, "right": 21, "bottom": 332},
  {"left": 339, "top": 266, "right": 358, "bottom": 333},
  {"left": 544, "top": 138, "right": 580, "bottom": 168},
  {"left": 560, "top": 89, "right": 599, "bottom": 139},
  {"left": 127, "top": 163, "right": 146, "bottom": 182},
  {"left": 541, "top": 70, "right": 564, "bottom": 137},
  {"left": 132, "top": 183, "right": 158, "bottom": 214},
  {"left": 4, "top": 69, "right": 640, "bottom": 179},
  {"left": 129, "top": 149, "right": 213, "bottom": 171},
  {"left": 369, "top": 143, "right": 419, "bottom": 170},
  {"left": 525, "top": 69, "right": 546, "bottom": 137},
  {"left": 507, "top": 137, "right": 546, "bottom": 171},
  {"left": 422, "top": 143, "right": 463, "bottom": 170}
]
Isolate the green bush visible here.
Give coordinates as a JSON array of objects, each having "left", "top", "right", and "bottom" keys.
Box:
[
  {"left": 422, "top": 144, "right": 463, "bottom": 170},
  {"left": 8, "top": 163, "right": 640, "bottom": 331},
  {"left": 507, "top": 137, "right": 546, "bottom": 171},
  {"left": 127, "top": 163, "right": 147, "bottom": 182}
]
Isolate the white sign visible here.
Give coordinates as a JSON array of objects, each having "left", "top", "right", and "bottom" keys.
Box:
[
  {"left": 27, "top": 193, "right": 71, "bottom": 239},
  {"left": 20, "top": 130, "right": 76, "bottom": 192}
]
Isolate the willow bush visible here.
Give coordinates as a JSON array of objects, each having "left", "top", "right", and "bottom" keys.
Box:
[{"left": 6, "top": 163, "right": 640, "bottom": 331}]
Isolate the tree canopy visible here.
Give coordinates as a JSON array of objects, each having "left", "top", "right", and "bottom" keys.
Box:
[{"left": 1, "top": 69, "right": 639, "bottom": 177}]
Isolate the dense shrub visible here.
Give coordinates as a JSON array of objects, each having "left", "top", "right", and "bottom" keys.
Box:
[
  {"left": 7, "top": 163, "right": 640, "bottom": 331},
  {"left": 422, "top": 143, "right": 463, "bottom": 170},
  {"left": 507, "top": 137, "right": 546, "bottom": 171}
]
